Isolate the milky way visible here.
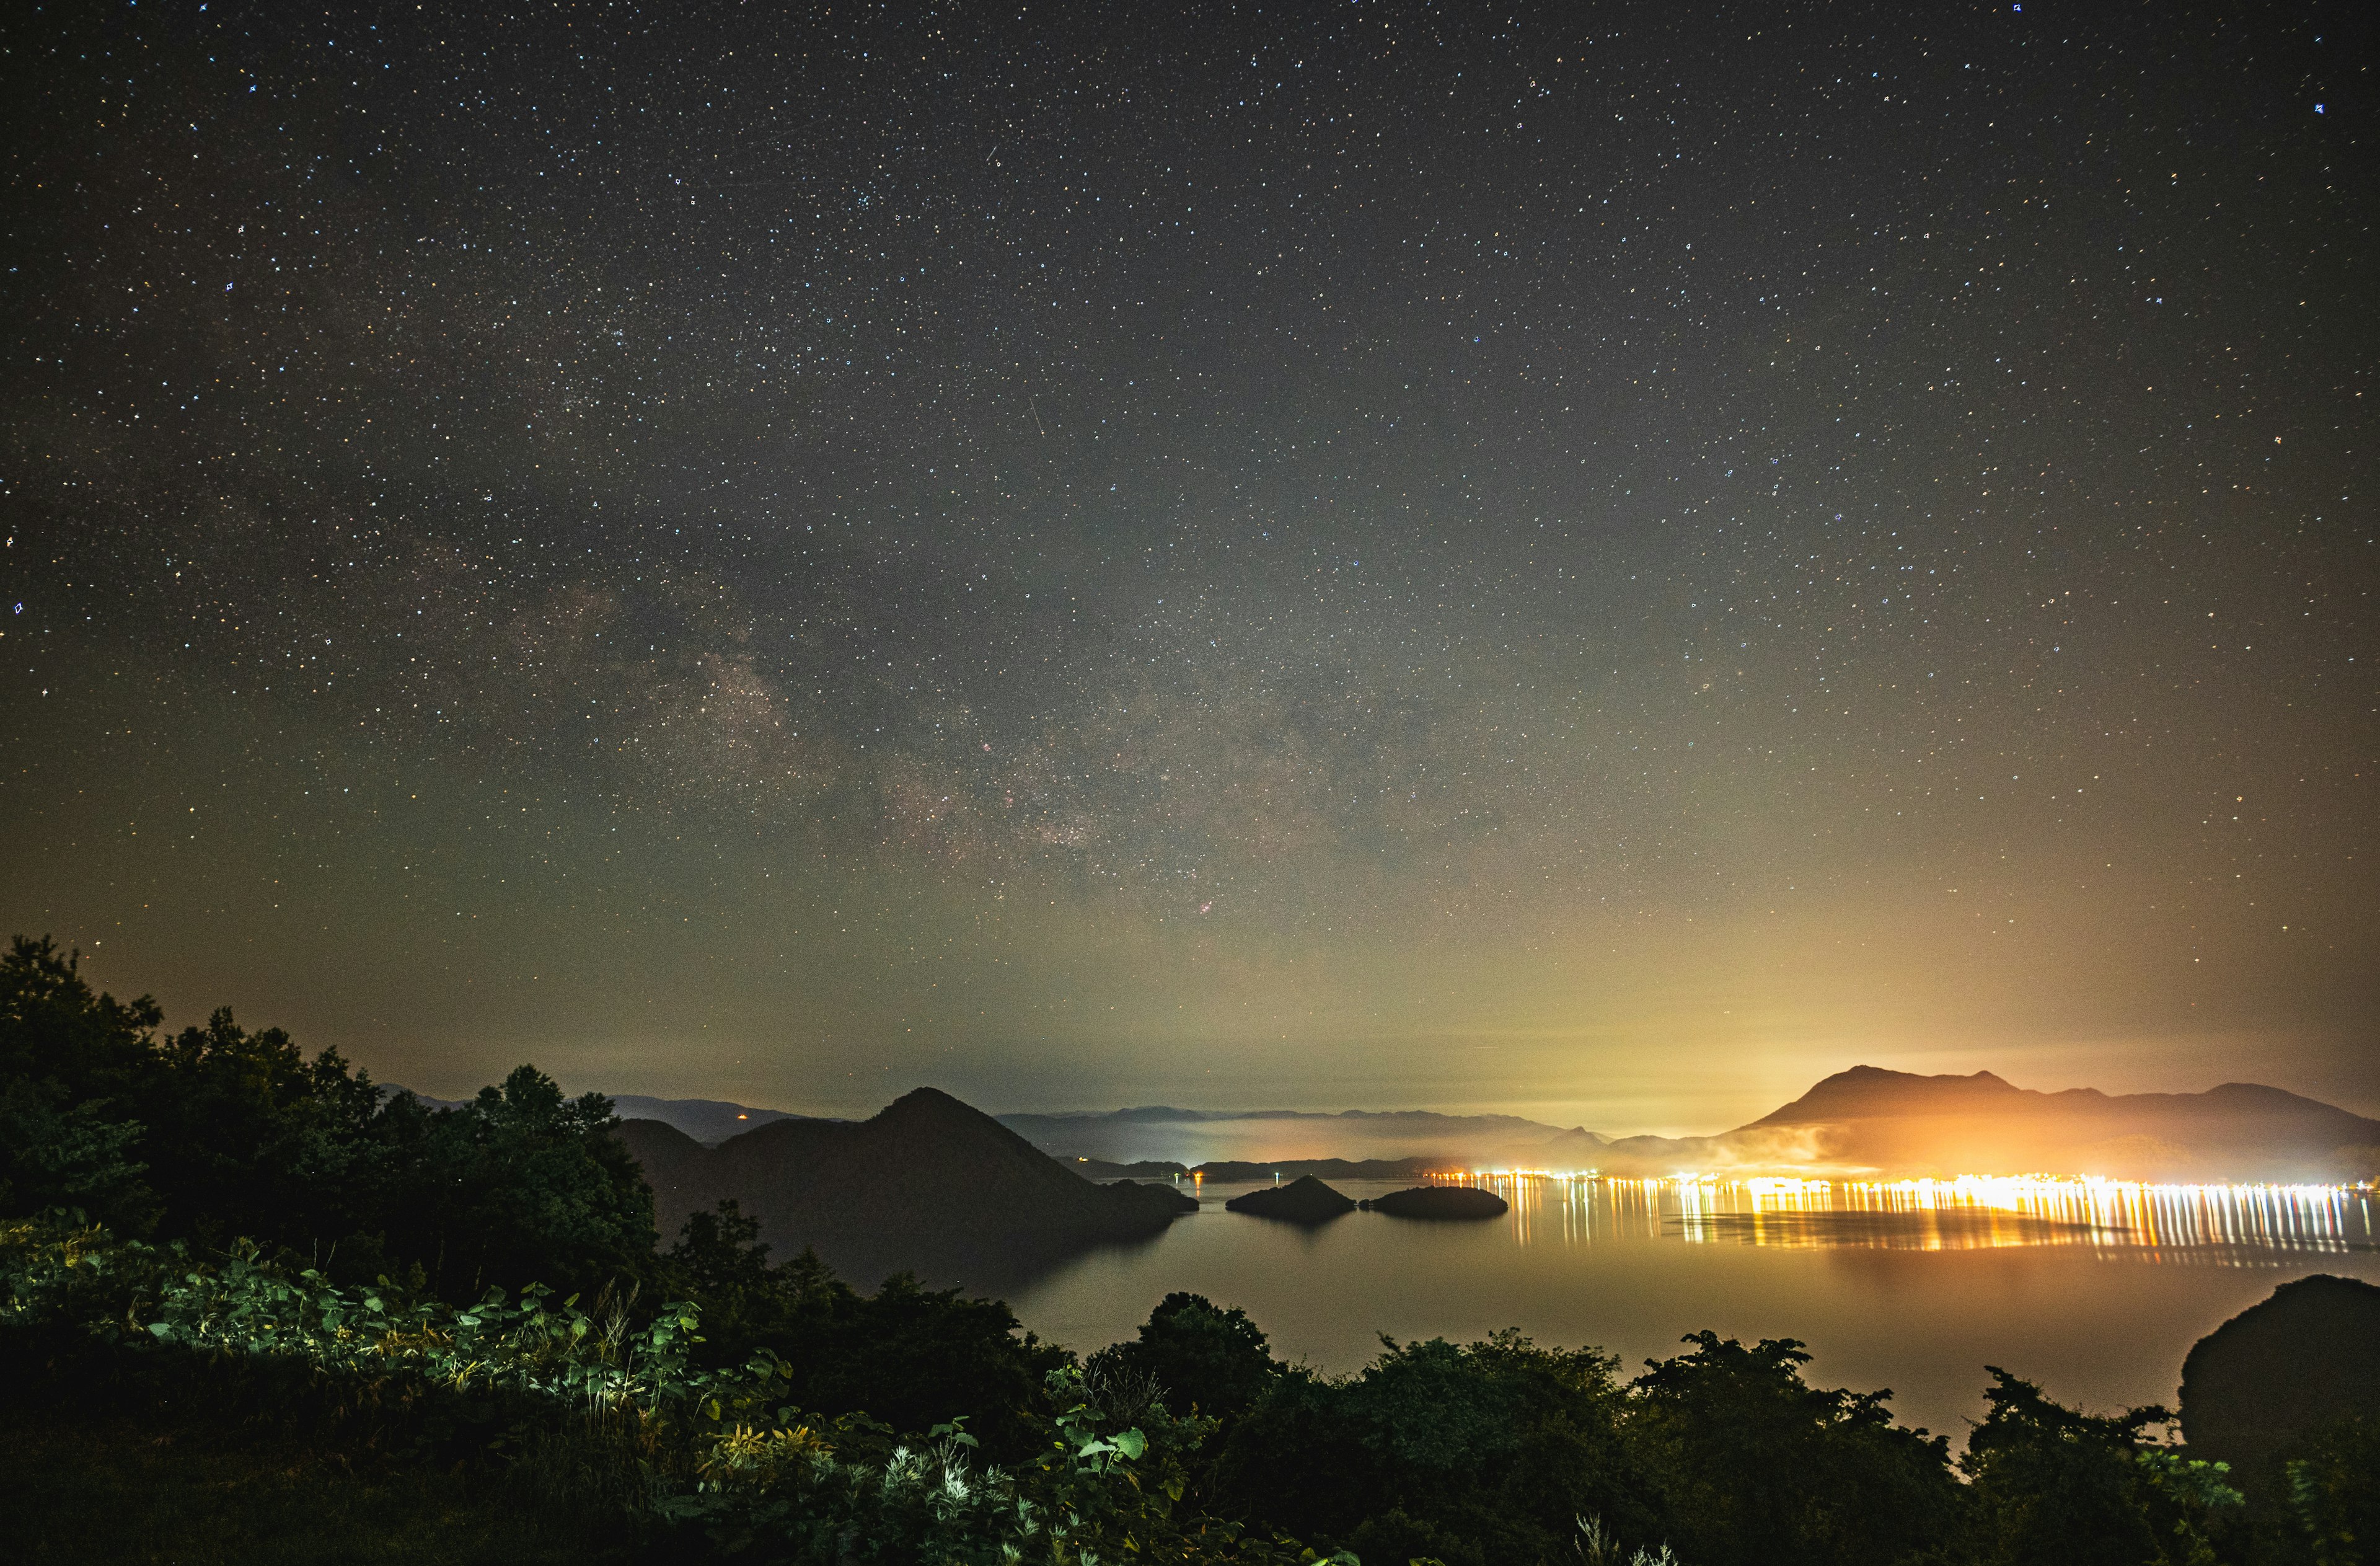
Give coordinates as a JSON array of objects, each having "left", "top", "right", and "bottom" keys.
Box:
[{"left": 3, "top": 0, "right": 2372, "bottom": 1126}]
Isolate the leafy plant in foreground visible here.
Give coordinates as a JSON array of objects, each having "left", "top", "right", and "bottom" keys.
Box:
[{"left": 1, "top": 1214, "right": 1352, "bottom": 1565}]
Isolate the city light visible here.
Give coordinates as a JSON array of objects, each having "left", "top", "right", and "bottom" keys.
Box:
[{"left": 1410, "top": 1170, "right": 2379, "bottom": 1257}]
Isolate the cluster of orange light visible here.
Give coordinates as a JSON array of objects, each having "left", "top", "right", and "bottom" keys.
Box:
[
  {"left": 1418, "top": 1170, "right": 2376, "bottom": 1255},
  {"left": 1428, "top": 1169, "right": 2371, "bottom": 1197}
]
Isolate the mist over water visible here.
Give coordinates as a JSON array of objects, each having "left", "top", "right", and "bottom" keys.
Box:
[{"left": 1006, "top": 1179, "right": 2380, "bottom": 1440}]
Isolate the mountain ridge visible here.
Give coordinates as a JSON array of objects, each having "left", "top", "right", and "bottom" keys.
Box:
[
  {"left": 617, "top": 1086, "right": 1194, "bottom": 1291},
  {"left": 982, "top": 1068, "right": 2380, "bottom": 1182}
]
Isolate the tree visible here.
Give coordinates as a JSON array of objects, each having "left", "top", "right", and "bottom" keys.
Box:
[
  {"left": 0, "top": 936, "right": 162, "bottom": 1228},
  {"left": 652, "top": 1198, "right": 1069, "bottom": 1464},
  {"left": 142, "top": 1007, "right": 386, "bottom": 1248},
  {"left": 1628, "top": 1332, "right": 1957, "bottom": 1566},
  {"left": 0, "top": 935, "right": 386, "bottom": 1248},
  {"left": 1217, "top": 1330, "right": 1651, "bottom": 1562},
  {"left": 2286, "top": 1415, "right": 2380, "bottom": 1566},
  {"left": 1960, "top": 1368, "right": 2241, "bottom": 1566},
  {"left": 1111, "top": 1291, "right": 1283, "bottom": 1419},
  {"left": 376, "top": 1065, "right": 656, "bottom": 1300},
  {"left": 0, "top": 1073, "right": 148, "bottom": 1223}
]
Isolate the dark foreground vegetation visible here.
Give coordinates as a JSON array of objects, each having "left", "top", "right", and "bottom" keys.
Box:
[{"left": 4, "top": 935, "right": 2373, "bottom": 1565}]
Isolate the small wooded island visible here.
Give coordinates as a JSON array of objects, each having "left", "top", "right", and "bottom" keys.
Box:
[
  {"left": 1362, "top": 1185, "right": 1509, "bottom": 1219},
  {"left": 1223, "top": 1174, "right": 1357, "bottom": 1223}
]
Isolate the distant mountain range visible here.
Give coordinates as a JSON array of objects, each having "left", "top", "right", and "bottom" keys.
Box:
[
  {"left": 605, "top": 1095, "right": 806, "bottom": 1143},
  {"left": 996, "top": 1106, "right": 1589, "bottom": 1167},
  {"left": 1703, "top": 1066, "right": 2380, "bottom": 1183},
  {"left": 1001, "top": 1068, "right": 2380, "bottom": 1183},
  {"left": 386, "top": 1087, "right": 808, "bottom": 1146},
  {"left": 405, "top": 1064, "right": 2379, "bottom": 1192},
  {"left": 616, "top": 1087, "right": 1192, "bottom": 1290},
  {"left": 595, "top": 1068, "right": 2376, "bottom": 1297}
]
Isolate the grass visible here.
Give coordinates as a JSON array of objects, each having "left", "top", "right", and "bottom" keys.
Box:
[{"left": 0, "top": 1376, "right": 651, "bottom": 1565}]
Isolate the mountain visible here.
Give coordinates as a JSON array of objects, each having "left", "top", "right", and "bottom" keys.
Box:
[
  {"left": 387, "top": 1086, "right": 806, "bottom": 1146},
  {"left": 1716, "top": 1066, "right": 2380, "bottom": 1182},
  {"left": 1071, "top": 1158, "right": 1193, "bottom": 1180},
  {"left": 1190, "top": 1156, "right": 1443, "bottom": 1182},
  {"left": 997, "top": 1106, "right": 1573, "bottom": 1166},
  {"left": 615, "top": 1087, "right": 1195, "bottom": 1291},
  {"left": 379, "top": 1086, "right": 474, "bottom": 1112},
  {"left": 605, "top": 1095, "right": 805, "bottom": 1145},
  {"left": 1002, "top": 1068, "right": 2380, "bottom": 1183},
  {"left": 1559, "top": 1067, "right": 2380, "bottom": 1180}
]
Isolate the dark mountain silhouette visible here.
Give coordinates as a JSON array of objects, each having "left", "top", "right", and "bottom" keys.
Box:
[
  {"left": 615, "top": 1087, "right": 1194, "bottom": 1291},
  {"left": 1364, "top": 1186, "right": 1509, "bottom": 1219},
  {"left": 614, "top": 1068, "right": 2380, "bottom": 1241},
  {"left": 391, "top": 1086, "right": 803, "bottom": 1146},
  {"left": 1529, "top": 1128, "right": 1610, "bottom": 1166},
  {"left": 1193, "top": 1156, "right": 1442, "bottom": 1183},
  {"left": 607, "top": 1095, "right": 804, "bottom": 1144},
  {"left": 1224, "top": 1175, "right": 1356, "bottom": 1224},
  {"left": 1001, "top": 1067, "right": 2380, "bottom": 1180},
  {"left": 1552, "top": 1067, "right": 2380, "bottom": 1180},
  {"left": 1070, "top": 1157, "right": 1193, "bottom": 1180},
  {"left": 2180, "top": 1274, "right": 2380, "bottom": 1485},
  {"left": 1704, "top": 1066, "right": 2380, "bottom": 1181},
  {"left": 998, "top": 1105, "right": 1575, "bottom": 1165}
]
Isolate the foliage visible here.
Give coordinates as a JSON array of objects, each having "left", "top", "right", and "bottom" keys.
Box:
[
  {"left": 2285, "top": 1417, "right": 2379, "bottom": 1566},
  {"left": 0, "top": 1071, "right": 149, "bottom": 1222},
  {"left": 0, "top": 1214, "right": 1351, "bottom": 1565},
  {"left": 0, "top": 935, "right": 652, "bottom": 1300},
  {"left": 372, "top": 1064, "right": 658, "bottom": 1299},
  {"left": 1627, "top": 1331, "right": 1957, "bottom": 1566},
  {"left": 1099, "top": 1291, "right": 1284, "bottom": 1421},
  {"left": 658, "top": 1198, "right": 1071, "bottom": 1464},
  {"left": 2, "top": 931, "right": 2349, "bottom": 1565},
  {"left": 1960, "top": 1368, "right": 2242, "bottom": 1566},
  {"left": 0, "top": 1393, "right": 621, "bottom": 1565},
  {"left": 1218, "top": 1328, "right": 1656, "bottom": 1565},
  {"left": 0, "top": 936, "right": 166, "bottom": 1228}
]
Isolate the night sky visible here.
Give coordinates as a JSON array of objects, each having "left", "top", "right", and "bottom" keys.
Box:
[{"left": 4, "top": 0, "right": 2373, "bottom": 1130}]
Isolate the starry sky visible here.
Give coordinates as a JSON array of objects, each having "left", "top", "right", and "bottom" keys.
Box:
[{"left": 3, "top": 0, "right": 2373, "bottom": 1131}]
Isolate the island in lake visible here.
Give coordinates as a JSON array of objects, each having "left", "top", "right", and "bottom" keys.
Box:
[{"left": 1362, "top": 1186, "right": 1509, "bottom": 1219}]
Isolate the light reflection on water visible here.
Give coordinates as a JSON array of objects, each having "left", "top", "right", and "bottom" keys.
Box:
[
  {"left": 1450, "top": 1174, "right": 2379, "bottom": 1260},
  {"left": 1005, "top": 1175, "right": 2380, "bottom": 1438}
]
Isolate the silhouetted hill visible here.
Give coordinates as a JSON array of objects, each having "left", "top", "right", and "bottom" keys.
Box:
[
  {"left": 1527, "top": 1128, "right": 1610, "bottom": 1169},
  {"left": 614, "top": 1118, "right": 712, "bottom": 1214},
  {"left": 1224, "top": 1175, "right": 1355, "bottom": 1223},
  {"left": 998, "top": 1106, "right": 1572, "bottom": 1166},
  {"left": 653, "top": 1066, "right": 2380, "bottom": 1205},
  {"left": 1703, "top": 1066, "right": 2380, "bottom": 1181},
  {"left": 1071, "top": 1157, "right": 1193, "bottom": 1180},
  {"left": 608, "top": 1095, "right": 804, "bottom": 1144},
  {"left": 615, "top": 1087, "right": 1194, "bottom": 1291},
  {"left": 2180, "top": 1274, "right": 2380, "bottom": 1485},
  {"left": 395, "top": 1086, "right": 804, "bottom": 1146},
  {"left": 1364, "top": 1186, "right": 1509, "bottom": 1219},
  {"left": 1193, "top": 1156, "right": 1441, "bottom": 1182},
  {"left": 1746, "top": 1067, "right": 2031, "bottom": 1125}
]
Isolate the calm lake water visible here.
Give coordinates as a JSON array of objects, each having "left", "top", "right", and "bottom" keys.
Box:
[{"left": 1006, "top": 1176, "right": 2380, "bottom": 1441}]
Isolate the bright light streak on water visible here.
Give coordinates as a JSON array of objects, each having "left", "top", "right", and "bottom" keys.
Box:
[
  {"left": 1007, "top": 1175, "right": 2380, "bottom": 1440},
  {"left": 1429, "top": 1173, "right": 2379, "bottom": 1261}
]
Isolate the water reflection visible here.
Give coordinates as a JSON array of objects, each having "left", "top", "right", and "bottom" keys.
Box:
[{"left": 1440, "top": 1174, "right": 2379, "bottom": 1261}]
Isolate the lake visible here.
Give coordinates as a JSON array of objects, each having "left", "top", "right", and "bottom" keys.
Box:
[{"left": 1007, "top": 1175, "right": 2380, "bottom": 1440}]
